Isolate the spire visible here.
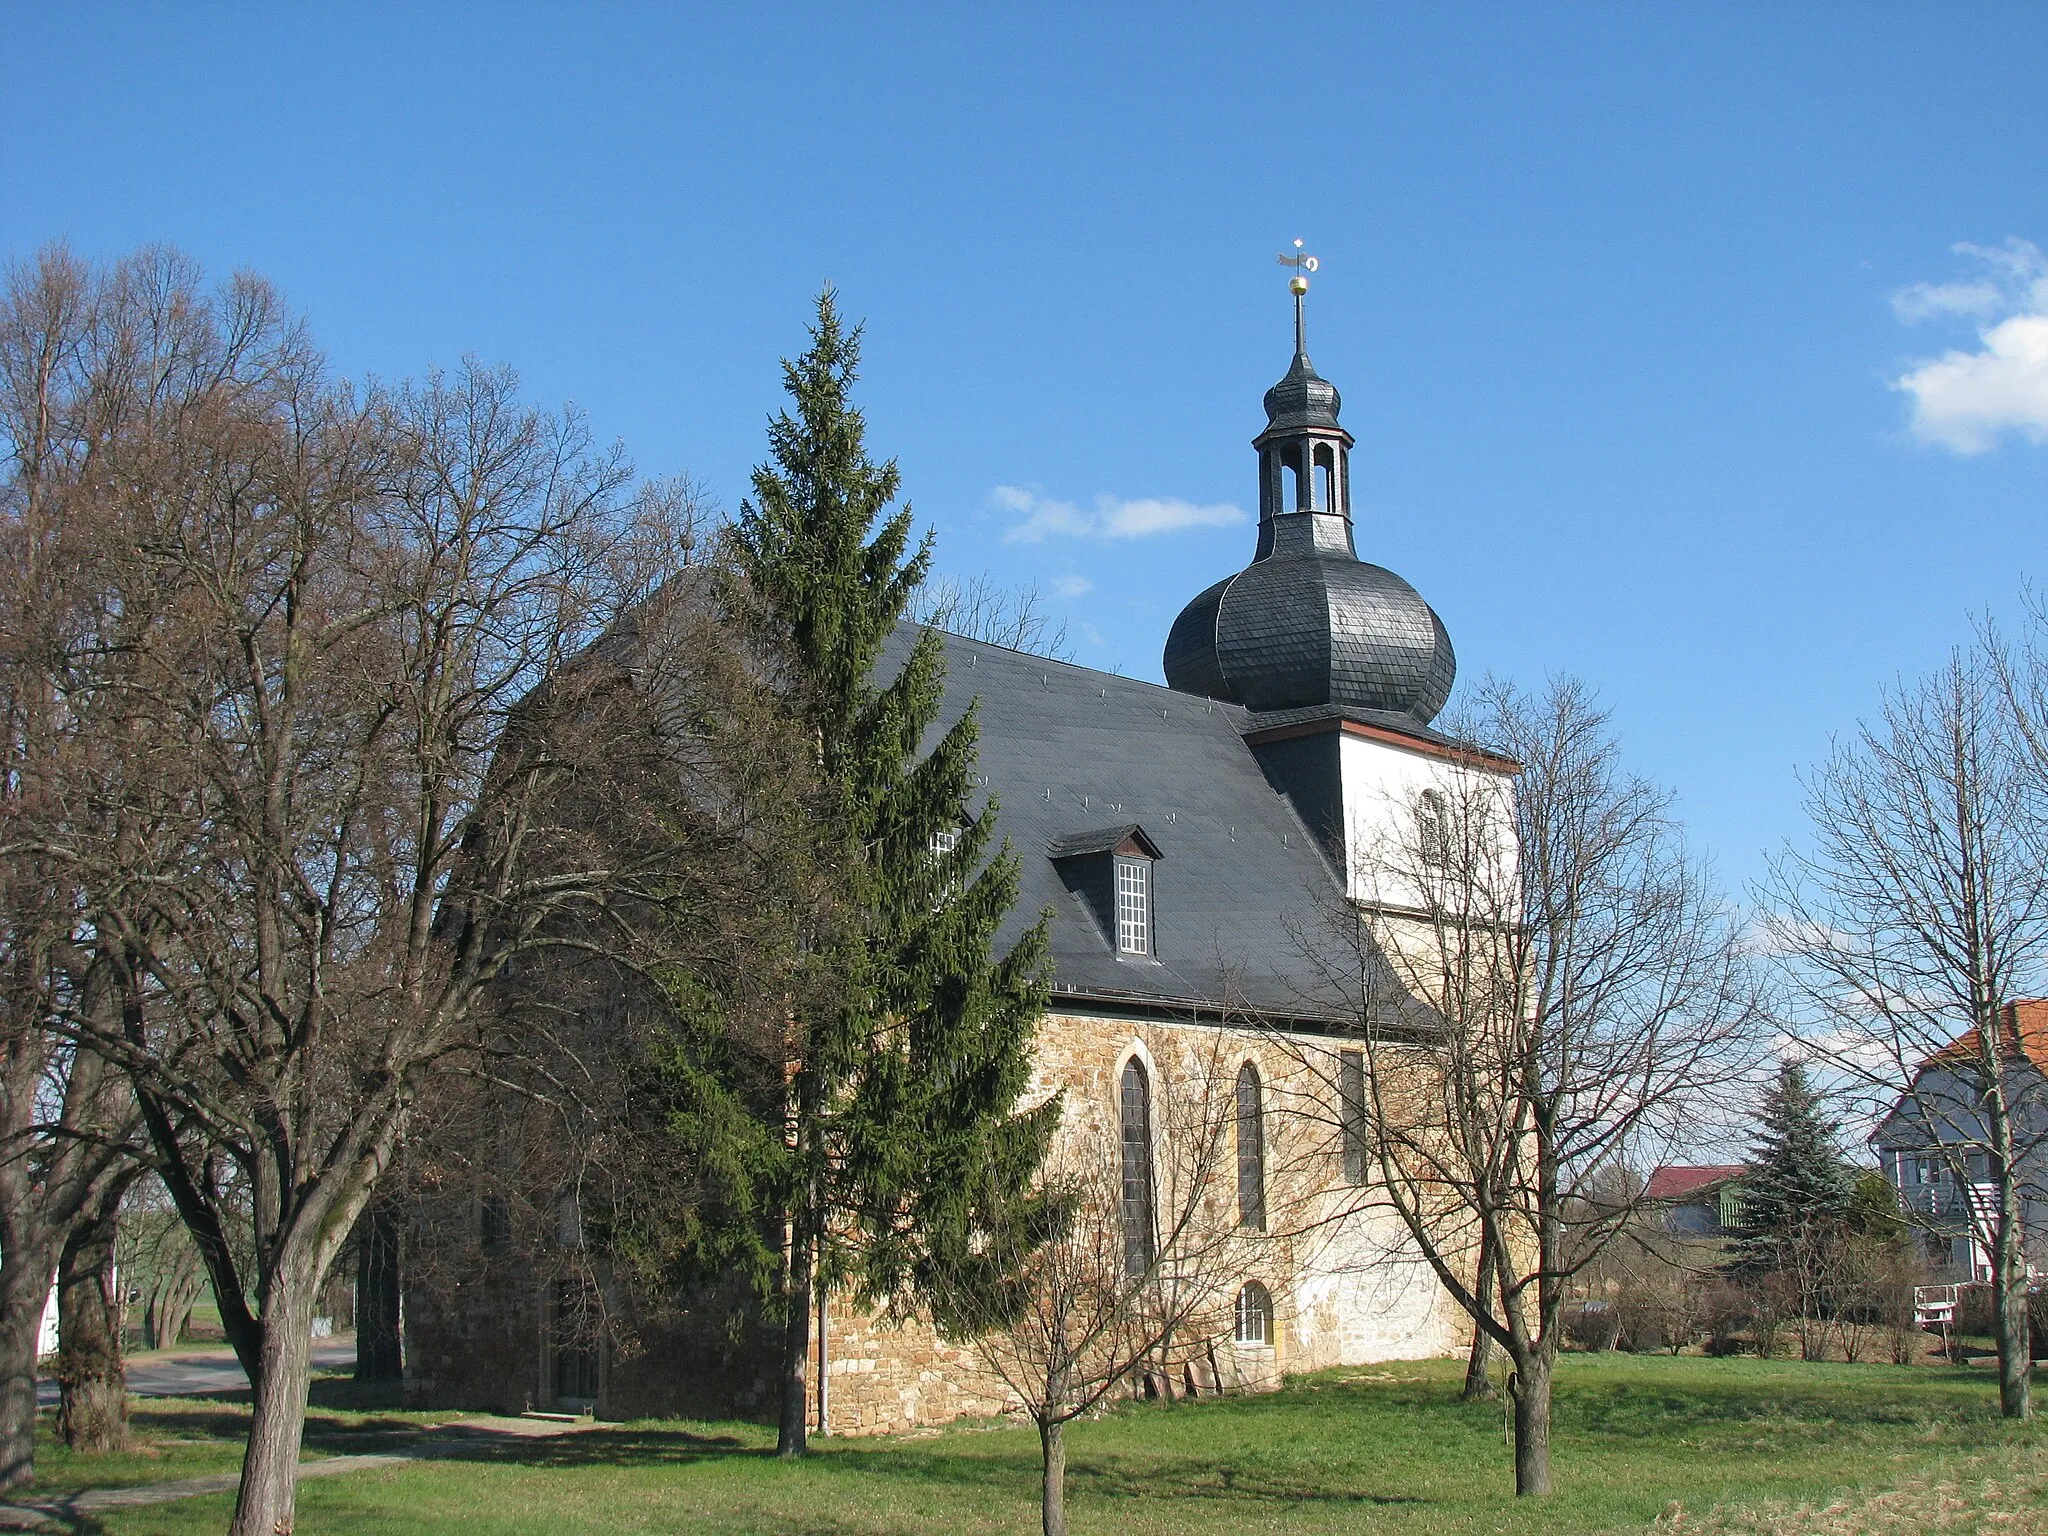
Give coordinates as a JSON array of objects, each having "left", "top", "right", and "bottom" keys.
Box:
[
  {"left": 1160, "top": 246, "right": 1457, "bottom": 724},
  {"left": 1279, "top": 239, "right": 1315, "bottom": 362},
  {"left": 1255, "top": 242, "right": 1354, "bottom": 559},
  {"left": 1264, "top": 243, "right": 1342, "bottom": 432}
]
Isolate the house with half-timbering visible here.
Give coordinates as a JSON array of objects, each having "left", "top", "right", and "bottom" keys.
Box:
[{"left": 402, "top": 295, "right": 1516, "bottom": 1433}]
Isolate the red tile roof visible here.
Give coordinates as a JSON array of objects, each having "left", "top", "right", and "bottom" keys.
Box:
[
  {"left": 1924, "top": 999, "right": 2048, "bottom": 1073},
  {"left": 1644, "top": 1165, "right": 1747, "bottom": 1202}
]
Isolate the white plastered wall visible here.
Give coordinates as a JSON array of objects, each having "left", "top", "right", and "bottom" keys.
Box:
[{"left": 1336, "top": 731, "right": 1518, "bottom": 910}]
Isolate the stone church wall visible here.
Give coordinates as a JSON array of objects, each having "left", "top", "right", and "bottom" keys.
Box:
[{"left": 403, "top": 1005, "right": 1466, "bottom": 1432}]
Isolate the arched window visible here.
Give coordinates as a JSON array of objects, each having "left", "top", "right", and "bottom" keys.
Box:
[
  {"left": 1120, "top": 1057, "right": 1156, "bottom": 1278},
  {"left": 1234, "top": 1281, "right": 1274, "bottom": 1346},
  {"left": 1313, "top": 443, "right": 1336, "bottom": 513},
  {"left": 1235, "top": 1063, "right": 1266, "bottom": 1231}
]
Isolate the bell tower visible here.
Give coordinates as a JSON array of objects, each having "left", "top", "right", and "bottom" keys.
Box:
[
  {"left": 1254, "top": 244, "right": 1356, "bottom": 560},
  {"left": 1163, "top": 242, "right": 1455, "bottom": 727}
]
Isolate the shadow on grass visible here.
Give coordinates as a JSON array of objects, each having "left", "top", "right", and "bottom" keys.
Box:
[
  {"left": 0, "top": 1506, "right": 114, "bottom": 1536},
  {"left": 411, "top": 1421, "right": 1432, "bottom": 1514}
]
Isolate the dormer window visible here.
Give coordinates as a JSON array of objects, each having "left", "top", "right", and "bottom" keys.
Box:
[
  {"left": 1048, "top": 824, "right": 1163, "bottom": 959},
  {"left": 1115, "top": 857, "right": 1151, "bottom": 954}
]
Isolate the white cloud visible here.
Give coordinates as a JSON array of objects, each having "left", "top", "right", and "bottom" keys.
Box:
[
  {"left": 1053, "top": 574, "right": 1093, "bottom": 598},
  {"left": 1891, "top": 238, "right": 2048, "bottom": 454},
  {"left": 995, "top": 485, "right": 1247, "bottom": 544}
]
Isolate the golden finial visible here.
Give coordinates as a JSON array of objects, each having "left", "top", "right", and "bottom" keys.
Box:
[
  {"left": 1276, "top": 240, "right": 1320, "bottom": 353},
  {"left": 1277, "top": 239, "right": 1318, "bottom": 295}
]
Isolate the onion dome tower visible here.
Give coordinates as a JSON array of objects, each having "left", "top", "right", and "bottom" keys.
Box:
[{"left": 1163, "top": 249, "right": 1455, "bottom": 727}]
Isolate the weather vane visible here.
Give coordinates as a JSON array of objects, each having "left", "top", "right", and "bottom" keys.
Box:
[{"left": 1276, "top": 239, "right": 1319, "bottom": 352}]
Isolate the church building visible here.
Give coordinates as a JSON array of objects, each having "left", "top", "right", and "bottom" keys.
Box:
[{"left": 403, "top": 277, "right": 1515, "bottom": 1433}]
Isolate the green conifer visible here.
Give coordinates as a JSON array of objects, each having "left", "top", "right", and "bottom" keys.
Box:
[
  {"left": 1845, "top": 1169, "right": 1907, "bottom": 1242},
  {"left": 1729, "top": 1059, "right": 1853, "bottom": 1279},
  {"left": 732, "top": 290, "right": 1057, "bottom": 1456}
]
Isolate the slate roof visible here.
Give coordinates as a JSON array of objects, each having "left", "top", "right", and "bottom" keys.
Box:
[
  {"left": 1163, "top": 554, "right": 1456, "bottom": 724},
  {"left": 1046, "top": 825, "right": 1163, "bottom": 860},
  {"left": 880, "top": 624, "right": 1389, "bottom": 1026}
]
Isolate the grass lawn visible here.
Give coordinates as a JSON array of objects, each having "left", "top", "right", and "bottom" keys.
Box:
[
  {"left": 28, "top": 1381, "right": 456, "bottom": 1498},
  {"left": 40, "top": 1354, "right": 2048, "bottom": 1535}
]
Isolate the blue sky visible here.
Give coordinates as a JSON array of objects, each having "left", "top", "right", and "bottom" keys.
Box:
[{"left": 6, "top": 5, "right": 2044, "bottom": 895}]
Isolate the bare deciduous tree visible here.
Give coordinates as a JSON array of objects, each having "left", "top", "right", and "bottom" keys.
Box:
[
  {"left": 0, "top": 244, "right": 164, "bottom": 1487},
  {"left": 1766, "top": 648, "right": 2048, "bottom": 1419},
  {"left": 908, "top": 572, "right": 1072, "bottom": 660},
  {"left": 1284, "top": 677, "right": 1760, "bottom": 1496},
  {"left": 55, "top": 1168, "right": 139, "bottom": 1452},
  {"left": 120, "top": 1180, "right": 207, "bottom": 1352},
  {"left": 4, "top": 243, "right": 726, "bottom": 1535},
  {"left": 959, "top": 1028, "right": 1282, "bottom": 1536}
]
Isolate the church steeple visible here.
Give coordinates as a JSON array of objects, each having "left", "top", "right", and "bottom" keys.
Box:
[
  {"left": 1253, "top": 245, "right": 1356, "bottom": 560},
  {"left": 1160, "top": 246, "right": 1457, "bottom": 726}
]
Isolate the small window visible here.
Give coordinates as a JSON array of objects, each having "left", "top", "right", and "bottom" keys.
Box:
[
  {"left": 1120, "top": 1057, "right": 1157, "bottom": 1278},
  {"left": 1339, "top": 1050, "right": 1368, "bottom": 1186},
  {"left": 1417, "top": 788, "right": 1450, "bottom": 868},
  {"left": 932, "top": 826, "right": 961, "bottom": 857},
  {"left": 480, "top": 1195, "right": 511, "bottom": 1254},
  {"left": 1115, "top": 857, "right": 1151, "bottom": 955},
  {"left": 1235, "top": 1281, "right": 1274, "bottom": 1346},
  {"left": 1236, "top": 1063, "right": 1266, "bottom": 1232}
]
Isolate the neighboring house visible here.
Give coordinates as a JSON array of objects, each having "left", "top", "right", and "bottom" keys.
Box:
[
  {"left": 1644, "top": 1165, "right": 1749, "bottom": 1238},
  {"left": 1871, "top": 999, "right": 2048, "bottom": 1283},
  {"left": 403, "top": 302, "right": 1516, "bottom": 1433}
]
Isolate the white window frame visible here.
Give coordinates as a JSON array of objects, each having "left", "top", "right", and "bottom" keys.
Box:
[
  {"left": 1234, "top": 1281, "right": 1273, "bottom": 1346},
  {"left": 1114, "top": 856, "right": 1151, "bottom": 955}
]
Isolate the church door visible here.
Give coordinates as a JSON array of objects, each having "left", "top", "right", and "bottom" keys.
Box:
[{"left": 552, "top": 1278, "right": 600, "bottom": 1407}]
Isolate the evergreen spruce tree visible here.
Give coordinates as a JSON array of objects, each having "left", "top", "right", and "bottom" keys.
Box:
[
  {"left": 730, "top": 290, "right": 1058, "bottom": 1457},
  {"left": 1729, "top": 1060, "right": 1853, "bottom": 1280}
]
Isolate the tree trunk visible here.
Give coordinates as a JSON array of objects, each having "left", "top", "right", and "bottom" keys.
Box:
[
  {"left": 1508, "top": 1351, "right": 1554, "bottom": 1497},
  {"left": 776, "top": 1214, "right": 813, "bottom": 1458},
  {"left": 1462, "top": 1239, "right": 1498, "bottom": 1402},
  {"left": 1039, "top": 1415, "right": 1067, "bottom": 1536},
  {"left": 56, "top": 1201, "right": 126, "bottom": 1452},
  {"left": 0, "top": 1248, "right": 51, "bottom": 1489},
  {"left": 1995, "top": 1206, "right": 2032, "bottom": 1420},
  {"left": 1463, "top": 1326, "right": 1496, "bottom": 1401},
  {"left": 228, "top": 1270, "right": 316, "bottom": 1536},
  {"left": 146, "top": 1270, "right": 200, "bottom": 1352},
  {"left": 353, "top": 1202, "right": 402, "bottom": 1384},
  {"left": 150, "top": 1275, "right": 200, "bottom": 1352}
]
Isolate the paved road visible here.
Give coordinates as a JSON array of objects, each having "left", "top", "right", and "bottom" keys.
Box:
[{"left": 36, "top": 1338, "right": 359, "bottom": 1405}]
